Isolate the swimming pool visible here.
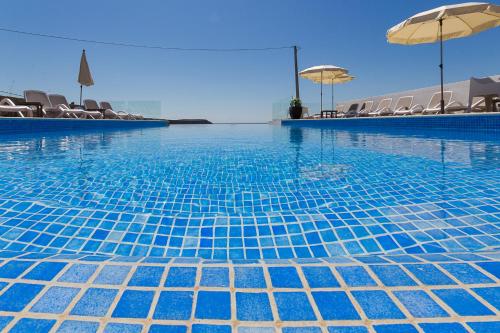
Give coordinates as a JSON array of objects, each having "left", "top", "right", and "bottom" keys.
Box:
[
  {"left": 0, "top": 123, "right": 498, "bottom": 333},
  {"left": 0, "top": 124, "right": 498, "bottom": 259}
]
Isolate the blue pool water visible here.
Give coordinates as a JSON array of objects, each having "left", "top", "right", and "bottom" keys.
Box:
[
  {"left": 0, "top": 123, "right": 499, "bottom": 332},
  {"left": 0, "top": 124, "right": 498, "bottom": 259}
]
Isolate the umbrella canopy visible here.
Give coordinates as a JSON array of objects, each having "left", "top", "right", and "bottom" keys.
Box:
[
  {"left": 300, "top": 65, "right": 349, "bottom": 112},
  {"left": 299, "top": 65, "right": 347, "bottom": 81},
  {"left": 78, "top": 49, "right": 94, "bottom": 105},
  {"left": 387, "top": 2, "right": 500, "bottom": 114},
  {"left": 310, "top": 73, "right": 355, "bottom": 85},
  {"left": 387, "top": 2, "right": 500, "bottom": 44},
  {"left": 78, "top": 49, "right": 94, "bottom": 87}
]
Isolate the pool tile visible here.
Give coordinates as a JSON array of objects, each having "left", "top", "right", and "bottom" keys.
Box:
[
  {"left": 93, "top": 265, "right": 131, "bottom": 285},
  {"left": 0, "top": 283, "right": 44, "bottom": 312},
  {"left": 30, "top": 286, "right": 80, "bottom": 314},
  {"left": 419, "top": 323, "right": 468, "bottom": 333},
  {"left": 472, "top": 287, "right": 500, "bottom": 310},
  {"left": 0, "top": 260, "right": 35, "bottom": 278},
  {"left": 302, "top": 266, "right": 340, "bottom": 288},
  {"left": 195, "top": 291, "right": 231, "bottom": 319},
  {"left": 238, "top": 328, "right": 276, "bottom": 333},
  {"left": 327, "top": 327, "right": 368, "bottom": 333},
  {"left": 236, "top": 292, "right": 273, "bottom": 321},
  {"left": 352, "top": 290, "right": 405, "bottom": 319},
  {"left": 467, "top": 321, "right": 500, "bottom": 333},
  {"left": 369, "top": 265, "right": 417, "bottom": 286},
  {"left": 274, "top": 292, "right": 316, "bottom": 321},
  {"left": 192, "top": 324, "right": 231, "bottom": 333},
  {"left": 128, "top": 266, "right": 164, "bottom": 287},
  {"left": 432, "top": 289, "right": 494, "bottom": 316},
  {"left": 282, "top": 328, "right": 321, "bottom": 333},
  {"left": 404, "top": 264, "right": 456, "bottom": 285},
  {"left": 312, "top": 291, "right": 360, "bottom": 320},
  {"left": 393, "top": 290, "right": 448, "bottom": 318},
  {"left": 0, "top": 316, "right": 13, "bottom": 331},
  {"left": 70, "top": 288, "right": 118, "bottom": 316},
  {"left": 22, "top": 261, "right": 67, "bottom": 280},
  {"left": 56, "top": 320, "right": 99, "bottom": 333},
  {"left": 149, "top": 325, "right": 188, "bottom": 333},
  {"left": 104, "top": 323, "right": 143, "bottom": 333},
  {"left": 57, "top": 263, "right": 98, "bottom": 283},
  {"left": 165, "top": 266, "right": 197, "bottom": 287},
  {"left": 153, "top": 291, "right": 194, "bottom": 320},
  {"left": 112, "top": 290, "right": 154, "bottom": 318},
  {"left": 476, "top": 261, "right": 500, "bottom": 278},
  {"left": 234, "top": 267, "right": 266, "bottom": 288},
  {"left": 9, "top": 318, "right": 55, "bottom": 333},
  {"left": 268, "top": 266, "right": 303, "bottom": 288},
  {"left": 336, "top": 266, "right": 376, "bottom": 287},
  {"left": 373, "top": 324, "right": 418, "bottom": 333},
  {"left": 200, "top": 267, "right": 229, "bottom": 287},
  {"left": 440, "top": 263, "right": 494, "bottom": 284}
]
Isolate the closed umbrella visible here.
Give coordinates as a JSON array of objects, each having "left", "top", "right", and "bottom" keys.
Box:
[
  {"left": 387, "top": 2, "right": 500, "bottom": 114},
  {"left": 78, "top": 49, "right": 94, "bottom": 105},
  {"left": 300, "top": 65, "right": 348, "bottom": 112},
  {"left": 310, "top": 73, "right": 355, "bottom": 112}
]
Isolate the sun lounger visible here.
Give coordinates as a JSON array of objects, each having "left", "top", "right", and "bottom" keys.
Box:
[
  {"left": 390, "top": 96, "right": 420, "bottom": 115},
  {"left": 368, "top": 98, "right": 393, "bottom": 117},
  {"left": 25, "top": 90, "right": 72, "bottom": 118},
  {"left": 49, "top": 94, "right": 103, "bottom": 119},
  {"left": 356, "top": 101, "right": 374, "bottom": 117},
  {"left": 84, "top": 99, "right": 123, "bottom": 119},
  {"left": 340, "top": 103, "right": 360, "bottom": 118},
  {"left": 100, "top": 101, "right": 136, "bottom": 120},
  {"left": 0, "top": 98, "right": 34, "bottom": 117},
  {"left": 419, "top": 91, "right": 465, "bottom": 114}
]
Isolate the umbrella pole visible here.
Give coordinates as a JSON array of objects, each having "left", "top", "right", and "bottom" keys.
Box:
[
  {"left": 79, "top": 85, "right": 83, "bottom": 106},
  {"left": 331, "top": 79, "right": 334, "bottom": 111},
  {"left": 320, "top": 71, "right": 323, "bottom": 113},
  {"left": 439, "top": 18, "right": 444, "bottom": 115}
]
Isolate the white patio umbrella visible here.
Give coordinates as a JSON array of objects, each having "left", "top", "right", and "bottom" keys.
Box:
[
  {"left": 387, "top": 2, "right": 500, "bottom": 114},
  {"left": 78, "top": 49, "right": 94, "bottom": 105},
  {"left": 300, "top": 65, "right": 348, "bottom": 112},
  {"left": 310, "top": 73, "right": 355, "bottom": 111}
]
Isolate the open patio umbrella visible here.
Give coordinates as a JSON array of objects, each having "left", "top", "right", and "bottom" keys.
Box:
[
  {"left": 78, "top": 49, "right": 94, "bottom": 105},
  {"left": 310, "top": 73, "right": 355, "bottom": 112},
  {"left": 387, "top": 2, "right": 500, "bottom": 114},
  {"left": 300, "top": 65, "right": 348, "bottom": 112}
]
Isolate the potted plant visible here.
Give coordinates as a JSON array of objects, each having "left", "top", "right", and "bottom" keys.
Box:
[{"left": 289, "top": 98, "right": 303, "bottom": 119}]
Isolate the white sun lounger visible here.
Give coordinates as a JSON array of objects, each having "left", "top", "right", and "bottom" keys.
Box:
[
  {"left": 368, "top": 98, "right": 393, "bottom": 117},
  {"left": 100, "top": 101, "right": 137, "bottom": 120},
  {"left": 355, "top": 101, "right": 373, "bottom": 117},
  {"left": 0, "top": 98, "right": 34, "bottom": 118},
  {"left": 84, "top": 99, "right": 126, "bottom": 119},
  {"left": 25, "top": 90, "right": 71, "bottom": 118},
  {"left": 419, "top": 91, "right": 465, "bottom": 115},
  {"left": 49, "top": 94, "right": 103, "bottom": 119}
]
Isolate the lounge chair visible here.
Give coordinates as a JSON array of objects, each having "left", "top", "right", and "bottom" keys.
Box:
[
  {"left": 390, "top": 96, "right": 420, "bottom": 115},
  {"left": 84, "top": 99, "right": 123, "bottom": 119},
  {"left": 100, "top": 101, "right": 136, "bottom": 120},
  {"left": 301, "top": 106, "right": 310, "bottom": 119},
  {"left": 339, "top": 103, "right": 359, "bottom": 118},
  {"left": 49, "top": 94, "right": 103, "bottom": 119},
  {"left": 356, "top": 101, "right": 374, "bottom": 117},
  {"left": 25, "top": 90, "right": 72, "bottom": 118},
  {"left": 0, "top": 98, "right": 34, "bottom": 117},
  {"left": 419, "top": 91, "right": 465, "bottom": 114},
  {"left": 368, "top": 98, "right": 393, "bottom": 117},
  {"left": 335, "top": 104, "right": 345, "bottom": 117}
]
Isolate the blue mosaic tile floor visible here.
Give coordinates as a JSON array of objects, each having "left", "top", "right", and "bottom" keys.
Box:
[
  {"left": 0, "top": 124, "right": 499, "bottom": 332},
  {"left": 0, "top": 251, "right": 498, "bottom": 332}
]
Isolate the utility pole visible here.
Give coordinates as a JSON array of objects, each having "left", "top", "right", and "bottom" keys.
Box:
[{"left": 294, "top": 45, "right": 300, "bottom": 100}]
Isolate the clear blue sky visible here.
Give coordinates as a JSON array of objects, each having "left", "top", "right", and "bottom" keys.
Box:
[{"left": 1, "top": 0, "right": 498, "bottom": 122}]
